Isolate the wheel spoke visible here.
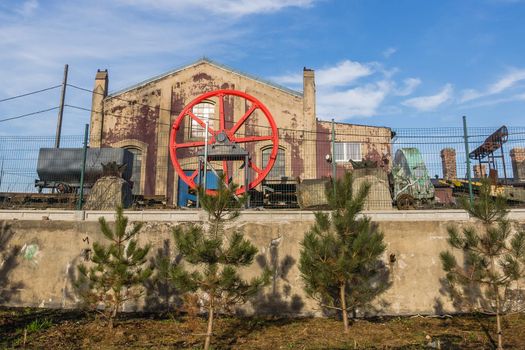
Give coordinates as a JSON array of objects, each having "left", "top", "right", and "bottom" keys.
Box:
[
  {"left": 173, "top": 140, "right": 205, "bottom": 149},
  {"left": 188, "top": 111, "right": 215, "bottom": 134},
  {"left": 219, "top": 93, "right": 225, "bottom": 131},
  {"left": 229, "top": 104, "right": 258, "bottom": 136},
  {"left": 189, "top": 169, "right": 199, "bottom": 180},
  {"left": 250, "top": 161, "right": 264, "bottom": 175},
  {"left": 233, "top": 135, "right": 273, "bottom": 143}
]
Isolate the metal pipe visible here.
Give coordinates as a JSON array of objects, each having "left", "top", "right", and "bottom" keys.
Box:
[
  {"left": 77, "top": 124, "right": 89, "bottom": 210},
  {"left": 203, "top": 120, "right": 209, "bottom": 191},
  {"left": 462, "top": 116, "right": 474, "bottom": 206},
  {"left": 55, "top": 64, "right": 69, "bottom": 148}
]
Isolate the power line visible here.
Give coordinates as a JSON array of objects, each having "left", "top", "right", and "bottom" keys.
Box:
[
  {"left": 66, "top": 83, "right": 525, "bottom": 139},
  {"left": 0, "top": 85, "right": 61, "bottom": 103},
  {"left": 0, "top": 106, "right": 60, "bottom": 123}
]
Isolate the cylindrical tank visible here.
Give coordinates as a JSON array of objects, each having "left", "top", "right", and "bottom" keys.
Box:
[{"left": 36, "top": 148, "right": 134, "bottom": 187}]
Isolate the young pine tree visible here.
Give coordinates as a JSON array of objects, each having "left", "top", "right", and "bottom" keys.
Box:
[
  {"left": 299, "top": 172, "right": 388, "bottom": 333},
  {"left": 75, "top": 206, "right": 152, "bottom": 329},
  {"left": 169, "top": 176, "right": 270, "bottom": 350},
  {"left": 440, "top": 180, "right": 525, "bottom": 350}
]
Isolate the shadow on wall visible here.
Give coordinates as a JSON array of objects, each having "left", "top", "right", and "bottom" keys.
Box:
[
  {"left": 252, "top": 235, "right": 304, "bottom": 316},
  {"left": 0, "top": 221, "right": 23, "bottom": 304},
  {"left": 143, "top": 239, "right": 183, "bottom": 313}
]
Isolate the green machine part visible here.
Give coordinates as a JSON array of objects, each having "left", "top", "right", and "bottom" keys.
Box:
[{"left": 392, "top": 148, "right": 435, "bottom": 201}]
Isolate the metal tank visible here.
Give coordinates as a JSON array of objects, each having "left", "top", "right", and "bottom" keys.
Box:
[{"left": 35, "top": 148, "right": 134, "bottom": 192}]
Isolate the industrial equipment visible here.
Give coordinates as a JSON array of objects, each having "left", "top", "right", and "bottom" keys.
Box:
[
  {"left": 35, "top": 148, "right": 134, "bottom": 192},
  {"left": 392, "top": 148, "right": 435, "bottom": 209},
  {"left": 169, "top": 89, "right": 279, "bottom": 198},
  {"left": 469, "top": 125, "right": 508, "bottom": 180}
]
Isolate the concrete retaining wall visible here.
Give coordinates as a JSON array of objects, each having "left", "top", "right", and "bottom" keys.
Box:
[{"left": 1, "top": 209, "right": 524, "bottom": 316}]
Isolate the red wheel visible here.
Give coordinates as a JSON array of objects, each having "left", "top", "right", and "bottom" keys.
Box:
[{"left": 169, "top": 89, "right": 279, "bottom": 195}]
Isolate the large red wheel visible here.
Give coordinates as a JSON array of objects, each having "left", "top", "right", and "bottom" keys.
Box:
[{"left": 169, "top": 89, "right": 279, "bottom": 195}]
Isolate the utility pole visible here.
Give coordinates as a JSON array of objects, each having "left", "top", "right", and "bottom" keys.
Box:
[
  {"left": 55, "top": 64, "right": 69, "bottom": 148},
  {"left": 331, "top": 119, "right": 337, "bottom": 194}
]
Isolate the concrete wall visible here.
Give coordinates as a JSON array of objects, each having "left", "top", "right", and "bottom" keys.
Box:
[{"left": 2, "top": 209, "right": 525, "bottom": 316}]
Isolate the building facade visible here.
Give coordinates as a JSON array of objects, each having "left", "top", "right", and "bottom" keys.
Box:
[{"left": 89, "top": 59, "right": 392, "bottom": 205}]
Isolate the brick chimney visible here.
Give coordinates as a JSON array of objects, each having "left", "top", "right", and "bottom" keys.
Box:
[
  {"left": 440, "top": 148, "right": 457, "bottom": 180},
  {"left": 89, "top": 69, "right": 109, "bottom": 148},
  {"left": 510, "top": 147, "right": 525, "bottom": 181},
  {"left": 473, "top": 164, "right": 487, "bottom": 179}
]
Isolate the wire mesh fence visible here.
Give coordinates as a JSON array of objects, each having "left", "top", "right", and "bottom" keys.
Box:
[{"left": 0, "top": 124, "right": 524, "bottom": 210}]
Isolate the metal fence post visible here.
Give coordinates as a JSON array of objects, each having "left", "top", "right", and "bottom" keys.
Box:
[
  {"left": 203, "top": 120, "right": 209, "bottom": 191},
  {"left": 77, "top": 124, "right": 89, "bottom": 210},
  {"left": 462, "top": 116, "right": 474, "bottom": 206},
  {"left": 331, "top": 118, "right": 336, "bottom": 194}
]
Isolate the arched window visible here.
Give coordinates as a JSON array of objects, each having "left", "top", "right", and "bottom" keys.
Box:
[
  {"left": 262, "top": 147, "right": 285, "bottom": 180},
  {"left": 191, "top": 101, "right": 214, "bottom": 138},
  {"left": 125, "top": 147, "right": 143, "bottom": 195}
]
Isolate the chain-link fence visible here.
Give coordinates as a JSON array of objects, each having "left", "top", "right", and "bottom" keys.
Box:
[{"left": 1, "top": 124, "right": 524, "bottom": 210}]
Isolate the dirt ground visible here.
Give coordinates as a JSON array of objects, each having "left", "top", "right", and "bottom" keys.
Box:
[{"left": 1, "top": 308, "right": 524, "bottom": 349}]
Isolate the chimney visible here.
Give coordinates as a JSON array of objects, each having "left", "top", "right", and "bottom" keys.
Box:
[
  {"left": 473, "top": 164, "right": 487, "bottom": 179},
  {"left": 89, "top": 69, "right": 109, "bottom": 147},
  {"left": 303, "top": 68, "right": 316, "bottom": 129},
  {"left": 510, "top": 147, "right": 525, "bottom": 181},
  {"left": 440, "top": 148, "right": 457, "bottom": 180}
]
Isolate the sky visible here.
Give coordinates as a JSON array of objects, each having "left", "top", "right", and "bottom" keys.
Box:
[{"left": 1, "top": 0, "right": 525, "bottom": 136}]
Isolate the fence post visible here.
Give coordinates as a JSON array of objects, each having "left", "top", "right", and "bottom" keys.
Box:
[
  {"left": 462, "top": 116, "right": 474, "bottom": 206},
  {"left": 331, "top": 119, "right": 336, "bottom": 194},
  {"left": 77, "top": 124, "right": 89, "bottom": 210}
]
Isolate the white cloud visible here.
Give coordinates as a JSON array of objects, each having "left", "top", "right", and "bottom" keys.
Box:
[
  {"left": 316, "top": 60, "right": 375, "bottom": 87},
  {"left": 317, "top": 81, "right": 392, "bottom": 119},
  {"left": 17, "top": 0, "right": 39, "bottom": 17},
  {"left": 403, "top": 84, "right": 453, "bottom": 111},
  {"left": 394, "top": 78, "right": 421, "bottom": 96},
  {"left": 271, "top": 60, "right": 375, "bottom": 88},
  {"left": 460, "top": 68, "right": 525, "bottom": 102},
  {"left": 382, "top": 47, "right": 397, "bottom": 58},
  {"left": 117, "top": 0, "right": 317, "bottom": 16}
]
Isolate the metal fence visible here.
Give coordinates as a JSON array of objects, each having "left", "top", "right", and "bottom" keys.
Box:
[{"left": 0, "top": 125, "right": 524, "bottom": 210}]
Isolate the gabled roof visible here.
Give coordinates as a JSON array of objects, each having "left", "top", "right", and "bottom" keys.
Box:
[{"left": 107, "top": 57, "right": 303, "bottom": 98}]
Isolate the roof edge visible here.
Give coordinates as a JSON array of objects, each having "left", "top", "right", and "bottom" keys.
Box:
[{"left": 106, "top": 57, "right": 303, "bottom": 99}]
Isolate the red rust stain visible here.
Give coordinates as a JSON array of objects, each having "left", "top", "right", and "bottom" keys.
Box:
[
  {"left": 193, "top": 73, "right": 212, "bottom": 82},
  {"left": 283, "top": 131, "right": 304, "bottom": 178},
  {"left": 103, "top": 92, "right": 160, "bottom": 195}
]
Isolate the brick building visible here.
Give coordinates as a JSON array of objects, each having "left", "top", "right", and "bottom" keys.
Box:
[{"left": 89, "top": 58, "right": 392, "bottom": 205}]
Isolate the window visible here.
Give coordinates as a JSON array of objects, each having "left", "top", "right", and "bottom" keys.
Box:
[
  {"left": 262, "top": 147, "right": 285, "bottom": 180},
  {"left": 334, "top": 142, "right": 361, "bottom": 162},
  {"left": 125, "top": 147, "right": 142, "bottom": 195},
  {"left": 191, "top": 102, "right": 214, "bottom": 138}
]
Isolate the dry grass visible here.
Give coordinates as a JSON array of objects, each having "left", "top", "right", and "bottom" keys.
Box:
[{"left": 1, "top": 307, "right": 524, "bottom": 349}]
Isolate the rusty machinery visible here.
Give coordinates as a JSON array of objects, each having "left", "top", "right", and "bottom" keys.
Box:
[
  {"left": 169, "top": 90, "right": 279, "bottom": 203},
  {"left": 469, "top": 125, "right": 508, "bottom": 181}
]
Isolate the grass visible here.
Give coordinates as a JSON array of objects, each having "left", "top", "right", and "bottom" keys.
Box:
[{"left": 0, "top": 307, "right": 524, "bottom": 349}]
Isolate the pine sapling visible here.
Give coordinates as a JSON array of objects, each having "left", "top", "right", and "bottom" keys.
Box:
[
  {"left": 299, "top": 172, "right": 389, "bottom": 333},
  {"left": 440, "top": 179, "right": 525, "bottom": 350},
  {"left": 75, "top": 206, "right": 152, "bottom": 329},
  {"left": 169, "top": 176, "right": 270, "bottom": 350}
]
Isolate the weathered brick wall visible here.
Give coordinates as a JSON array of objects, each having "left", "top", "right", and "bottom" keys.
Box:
[
  {"left": 440, "top": 148, "right": 457, "bottom": 180},
  {"left": 473, "top": 164, "right": 486, "bottom": 178},
  {"left": 510, "top": 147, "right": 525, "bottom": 181}
]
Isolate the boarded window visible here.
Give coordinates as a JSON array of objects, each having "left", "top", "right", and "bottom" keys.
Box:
[
  {"left": 125, "top": 147, "right": 142, "bottom": 195},
  {"left": 262, "top": 148, "right": 285, "bottom": 180},
  {"left": 191, "top": 102, "right": 214, "bottom": 138},
  {"left": 334, "top": 142, "right": 361, "bottom": 162}
]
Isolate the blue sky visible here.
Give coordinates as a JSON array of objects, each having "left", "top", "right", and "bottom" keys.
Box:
[{"left": 1, "top": 0, "right": 525, "bottom": 136}]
